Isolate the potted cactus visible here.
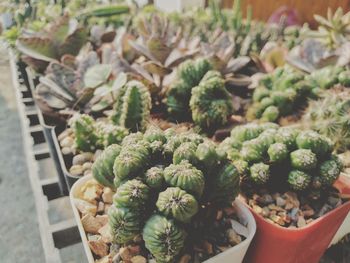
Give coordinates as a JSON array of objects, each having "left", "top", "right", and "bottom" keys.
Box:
[
  {"left": 74, "top": 126, "right": 256, "bottom": 262},
  {"left": 219, "top": 122, "right": 350, "bottom": 263}
]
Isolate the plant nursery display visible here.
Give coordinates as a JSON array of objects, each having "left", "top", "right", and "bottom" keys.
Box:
[{"left": 4, "top": 0, "right": 350, "bottom": 262}]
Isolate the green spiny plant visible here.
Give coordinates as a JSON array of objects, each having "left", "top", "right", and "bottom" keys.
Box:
[
  {"left": 247, "top": 66, "right": 313, "bottom": 122},
  {"left": 111, "top": 80, "right": 152, "bottom": 132},
  {"left": 92, "top": 126, "right": 240, "bottom": 262},
  {"left": 166, "top": 59, "right": 234, "bottom": 132},
  {"left": 219, "top": 123, "right": 343, "bottom": 193},
  {"left": 190, "top": 70, "right": 234, "bottom": 131},
  {"left": 68, "top": 114, "right": 128, "bottom": 152},
  {"left": 166, "top": 58, "right": 213, "bottom": 120},
  {"left": 301, "top": 87, "right": 350, "bottom": 152}
]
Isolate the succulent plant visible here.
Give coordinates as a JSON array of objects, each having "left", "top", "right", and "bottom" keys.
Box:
[
  {"left": 68, "top": 114, "right": 128, "bottom": 152},
  {"left": 68, "top": 114, "right": 100, "bottom": 152},
  {"left": 220, "top": 123, "right": 343, "bottom": 192},
  {"left": 301, "top": 88, "right": 350, "bottom": 152},
  {"left": 166, "top": 58, "right": 213, "bottom": 120},
  {"left": 93, "top": 127, "right": 240, "bottom": 262},
  {"left": 16, "top": 14, "right": 87, "bottom": 72},
  {"left": 143, "top": 214, "right": 186, "bottom": 263},
  {"left": 166, "top": 59, "right": 235, "bottom": 131},
  {"left": 310, "top": 7, "right": 350, "bottom": 49},
  {"left": 247, "top": 66, "right": 313, "bottom": 122},
  {"left": 110, "top": 80, "right": 152, "bottom": 132},
  {"left": 190, "top": 70, "right": 234, "bottom": 131}
]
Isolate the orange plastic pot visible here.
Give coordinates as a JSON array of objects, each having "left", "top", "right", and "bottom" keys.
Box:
[{"left": 244, "top": 175, "right": 350, "bottom": 263}]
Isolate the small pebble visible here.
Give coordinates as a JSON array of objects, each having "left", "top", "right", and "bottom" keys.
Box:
[
  {"left": 276, "top": 196, "right": 286, "bottom": 207},
  {"left": 226, "top": 229, "right": 242, "bottom": 246},
  {"left": 131, "top": 255, "right": 147, "bottom": 263},
  {"left": 83, "top": 162, "right": 93, "bottom": 170},
  {"left": 297, "top": 216, "right": 306, "bottom": 228},
  {"left": 179, "top": 254, "right": 191, "bottom": 263},
  {"left": 70, "top": 165, "right": 84, "bottom": 176},
  {"left": 73, "top": 154, "right": 87, "bottom": 166},
  {"left": 61, "top": 147, "right": 72, "bottom": 155},
  {"left": 61, "top": 137, "right": 74, "bottom": 148}
]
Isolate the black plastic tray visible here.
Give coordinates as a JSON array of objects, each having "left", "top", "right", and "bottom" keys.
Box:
[{"left": 25, "top": 67, "right": 73, "bottom": 194}]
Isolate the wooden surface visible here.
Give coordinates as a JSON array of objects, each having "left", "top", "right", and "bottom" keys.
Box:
[{"left": 222, "top": 0, "right": 350, "bottom": 27}]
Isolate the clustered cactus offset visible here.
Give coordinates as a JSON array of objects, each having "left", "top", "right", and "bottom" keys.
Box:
[
  {"left": 219, "top": 123, "right": 343, "bottom": 194},
  {"left": 247, "top": 66, "right": 312, "bottom": 122},
  {"left": 69, "top": 114, "right": 128, "bottom": 152},
  {"left": 92, "top": 126, "right": 240, "bottom": 262},
  {"left": 167, "top": 58, "right": 234, "bottom": 131}
]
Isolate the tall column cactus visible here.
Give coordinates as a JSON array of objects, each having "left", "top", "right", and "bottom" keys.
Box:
[
  {"left": 92, "top": 126, "right": 240, "bottom": 262},
  {"left": 111, "top": 80, "right": 151, "bottom": 132}
]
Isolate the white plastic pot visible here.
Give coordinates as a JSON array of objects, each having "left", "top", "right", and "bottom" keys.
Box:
[
  {"left": 154, "top": 0, "right": 205, "bottom": 13},
  {"left": 70, "top": 175, "right": 257, "bottom": 263}
]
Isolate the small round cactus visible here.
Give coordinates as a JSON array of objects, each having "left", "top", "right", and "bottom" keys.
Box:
[
  {"left": 173, "top": 142, "right": 198, "bottom": 165},
  {"left": 250, "top": 162, "right": 270, "bottom": 184},
  {"left": 319, "top": 157, "right": 342, "bottom": 186},
  {"left": 113, "top": 143, "right": 150, "bottom": 180},
  {"left": 164, "top": 161, "right": 205, "bottom": 199},
  {"left": 145, "top": 166, "right": 165, "bottom": 189},
  {"left": 275, "top": 127, "right": 299, "bottom": 150},
  {"left": 92, "top": 144, "right": 121, "bottom": 189},
  {"left": 268, "top": 143, "right": 289, "bottom": 162},
  {"left": 143, "top": 215, "right": 186, "bottom": 263},
  {"left": 156, "top": 187, "right": 198, "bottom": 223},
  {"left": 109, "top": 205, "right": 142, "bottom": 244},
  {"left": 113, "top": 179, "right": 150, "bottom": 209},
  {"left": 290, "top": 149, "right": 317, "bottom": 170},
  {"left": 288, "top": 170, "right": 312, "bottom": 191},
  {"left": 296, "top": 130, "right": 331, "bottom": 156}
]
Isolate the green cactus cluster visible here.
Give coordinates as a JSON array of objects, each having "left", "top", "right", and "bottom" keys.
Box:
[
  {"left": 111, "top": 80, "right": 152, "bottom": 132},
  {"left": 247, "top": 66, "right": 313, "bottom": 122},
  {"left": 219, "top": 123, "right": 343, "bottom": 192},
  {"left": 68, "top": 114, "right": 128, "bottom": 152},
  {"left": 167, "top": 59, "right": 234, "bottom": 131},
  {"left": 301, "top": 88, "right": 350, "bottom": 153},
  {"left": 306, "top": 65, "right": 350, "bottom": 92},
  {"left": 92, "top": 126, "right": 240, "bottom": 262}
]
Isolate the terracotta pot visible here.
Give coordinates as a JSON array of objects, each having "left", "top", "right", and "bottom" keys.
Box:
[{"left": 244, "top": 174, "right": 350, "bottom": 263}]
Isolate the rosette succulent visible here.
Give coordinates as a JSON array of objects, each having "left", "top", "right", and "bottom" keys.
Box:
[
  {"left": 219, "top": 123, "right": 343, "bottom": 193},
  {"left": 93, "top": 127, "right": 240, "bottom": 262}
]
